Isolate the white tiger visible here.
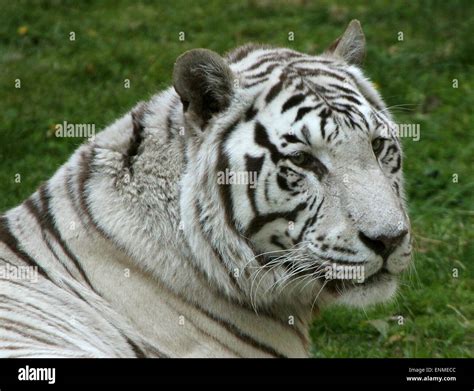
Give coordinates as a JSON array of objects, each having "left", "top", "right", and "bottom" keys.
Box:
[{"left": 0, "top": 20, "right": 412, "bottom": 358}]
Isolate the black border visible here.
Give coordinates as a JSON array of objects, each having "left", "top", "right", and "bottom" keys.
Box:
[{"left": 0, "top": 358, "right": 472, "bottom": 388}]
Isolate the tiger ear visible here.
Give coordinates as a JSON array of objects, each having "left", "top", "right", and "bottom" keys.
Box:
[
  {"left": 173, "top": 49, "right": 234, "bottom": 128},
  {"left": 326, "top": 19, "right": 366, "bottom": 65}
]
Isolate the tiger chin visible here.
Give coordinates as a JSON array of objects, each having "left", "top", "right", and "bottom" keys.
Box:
[{"left": 0, "top": 20, "right": 412, "bottom": 358}]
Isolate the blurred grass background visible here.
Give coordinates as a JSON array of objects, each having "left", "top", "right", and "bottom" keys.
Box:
[{"left": 0, "top": 0, "right": 472, "bottom": 357}]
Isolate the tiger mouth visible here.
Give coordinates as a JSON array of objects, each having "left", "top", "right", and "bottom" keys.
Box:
[
  {"left": 261, "top": 256, "right": 394, "bottom": 294},
  {"left": 323, "top": 269, "right": 393, "bottom": 294}
]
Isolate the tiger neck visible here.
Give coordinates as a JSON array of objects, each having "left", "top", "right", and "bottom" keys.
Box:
[{"left": 68, "top": 94, "right": 312, "bottom": 357}]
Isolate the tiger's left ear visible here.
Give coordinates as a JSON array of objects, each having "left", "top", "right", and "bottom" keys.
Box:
[
  {"left": 326, "top": 19, "right": 366, "bottom": 65},
  {"left": 173, "top": 49, "right": 234, "bottom": 129}
]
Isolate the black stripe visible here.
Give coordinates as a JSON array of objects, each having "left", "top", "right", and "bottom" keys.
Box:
[
  {"left": 198, "top": 138, "right": 310, "bottom": 347},
  {"left": 359, "top": 112, "right": 370, "bottom": 132},
  {"left": 293, "top": 105, "right": 323, "bottom": 123},
  {"left": 242, "top": 47, "right": 304, "bottom": 73},
  {"left": 327, "top": 125, "right": 340, "bottom": 143},
  {"left": 36, "top": 184, "right": 97, "bottom": 291},
  {"left": 327, "top": 83, "right": 359, "bottom": 96},
  {"left": 307, "top": 193, "right": 318, "bottom": 211},
  {"left": 211, "top": 258, "right": 309, "bottom": 346},
  {"left": 349, "top": 77, "right": 384, "bottom": 110},
  {"left": 77, "top": 149, "right": 115, "bottom": 242},
  {"left": 125, "top": 337, "right": 148, "bottom": 358},
  {"left": 288, "top": 58, "right": 334, "bottom": 66},
  {"left": 124, "top": 103, "right": 146, "bottom": 173},
  {"left": 156, "top": 266, "right": 289, "bottom": 357},
  {"left": 0, "top": 315, "right": 76, "bottom": 347},
  {"left": 242, "top": 77, "right": 270, "bottom": 89},
  {"left": 312, "top": 252, "right": 368, "bottom": 266},
  {"left": 4, "top": 276, "right": 89, "bottom": 319},
  {"left": 23, "top": 197, "right": 78, "bottom": 283},
  {"left": 77, "top": 149, "right": 95, "bottom": 222},
  {"left": 301, "top": 125, "right": 311, "bottom": 145},
  {"left": 149, "top": 269, "right": 289, "bottom": 358},
  {"left": 243, "top": 55, "right": 278, "bottom": 72},
  {"left": 245, "top": 201, "right": 307, "bottom": 237},
  {"left": 265, "top": 73, "right": 286, "bottom": 104},
  {"left": 381, "top": 145, "right": 399, "bottom": 164},
  {"left": 181, "top": 252, "right": 224, "bottom": 301},
  {"left": 281, "top": 94, "right": 306, "bottom": 113},
  {"left": 0, "top": 296, "right": 91, "bottom": 340},
  {"left": 282, "top": 134, "right": 306, "bottom": 145},
  {"left": 247, "top": 63, "right": 278, "bottom": 80},
  {"left": 295, "top": 198, "right": 324, "bottom": 244},
  {"left": 332, "top": 246, "right": 357, "bottom": 255},
  {"left": 167, "top": 200, "right": 288, "bottom": 357},
  {"left": 254, "top": 122, "right": 285, "bottom": 164},
  {"left": 319, "top": 108, "right": 331, "bottom": 140},
  {"left": 297, "top": 68, "right": 346, "bottom": 82},
  {"left": 244, "top": 154, "right": 265, "bottom": 214},
  {"left": 1, "top": 322, "right": 61, "bottom": 348},
  {"left": 337, "top": 94, "right": 362, "bottom": 105},
  {"left": 263, "top": 175, "right": 270, "bottom": 202},
  {"left": 393, "top": 181, "right": 400, "bottom": 197},
  {"left": 245, "top": 104, "right": 258, "bottom": 122},
  {"left": 226, "top": 44, "right": 271, "bottom": 64},
  {"left": 64, "top": 169, "right": 90, "bottom": 229},
  {"left": 194, "top": 199, "right": 243, "bottom": 295},
  {"left": 270, "top": 235, "right": 286, "bottom": 250},
  {"left": 391, "top": 154, "right": 402, "bottom": 173},
  {"left": 165, "top": 106, "right": 174, "bottom": 140},
  {"left": 216, "top": 120, "right": 240, "bottom": 235},
  {"left": 294, "top": 107, "right": 312, "bottom": 122},
  {"left": 0, "top": 216, "right": 49, "bottom": 280},
  {"left": 196, "top": 306, "right": 287, "bottom": 358},
  {"left": 276, "top": 172, "right": 291, "bottom": 191}
]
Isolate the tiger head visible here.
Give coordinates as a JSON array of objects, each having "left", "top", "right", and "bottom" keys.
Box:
[{"left": 175, "top": 20, "right": 412, "bottom": 312}]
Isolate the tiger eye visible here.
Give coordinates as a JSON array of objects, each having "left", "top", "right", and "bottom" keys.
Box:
[
  {"left": 289, "top": 152, "right": 307, "bottom": 166},
  {"left": 371, "top": 138, "right": 385, "bottom": 155}
]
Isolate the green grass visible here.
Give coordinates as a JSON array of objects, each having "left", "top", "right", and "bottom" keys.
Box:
[{"left": 1, "top": 0, "right": 472, "bottom": 357}]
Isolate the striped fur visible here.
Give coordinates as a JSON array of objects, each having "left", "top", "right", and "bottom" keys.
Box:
[{"left": 0, "top": 21, "right": 411, "bottom": 357}]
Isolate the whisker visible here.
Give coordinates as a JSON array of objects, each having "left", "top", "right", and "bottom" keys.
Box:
[{"left": 311, "top": 279, "right": 328, "bottom": 312}]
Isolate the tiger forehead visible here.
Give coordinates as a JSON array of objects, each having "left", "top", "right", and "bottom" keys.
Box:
[
  {"left": 245, "top": 74, "right": 375, "bottom": 146},
  {"left": 236, "top": 49, "right": 355, "bottom": 88},
  {"left": 230, "top": 47, "right": 393, "bottom": 147}
]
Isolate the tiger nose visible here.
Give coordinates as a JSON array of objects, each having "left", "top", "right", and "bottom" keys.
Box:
[{"left": 358, "top": 230, "right": 408, "bottom": 259}]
